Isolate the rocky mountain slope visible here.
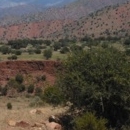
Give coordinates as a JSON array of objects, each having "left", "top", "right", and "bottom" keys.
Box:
[
  {"left": 0, "top": 0, "right": 130, "bottom": 41},
  {"left": 55, "top": 1, "right": 130, "bottom": 39},
  {"left": 0, "top": 0, "right": 129, "bottom": 26}
]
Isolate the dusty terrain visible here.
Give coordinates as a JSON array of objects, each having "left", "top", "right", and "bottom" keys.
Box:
[
  {"left": 0, "top": 60, "right": 65, "bottom": 130},
  {"left": 0, "top": 96, "right": 67, "bottom": 130}
]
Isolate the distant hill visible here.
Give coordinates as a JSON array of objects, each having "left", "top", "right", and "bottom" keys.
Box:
[
  {"left": 0, "top": 0, "right": 129, "bottom": 26},
  {"left": 53, "top": 1, "right": 130, "bottom": 39},
  {"left": 0, "top": 0, "right": 130, "bottom": 41}
]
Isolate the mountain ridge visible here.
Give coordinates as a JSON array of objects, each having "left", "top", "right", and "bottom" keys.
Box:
[{"left": 0, "top": 0, "right": 130, "bottom": 41}]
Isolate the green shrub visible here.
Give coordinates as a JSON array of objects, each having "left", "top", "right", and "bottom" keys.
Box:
[
  {"left": 60, "top": 47, "right": 69, "bottom": 54},
  {"left": 14, "top": 50, "right": 22, "bottom": 55},
  {"left": 0, "top": 46, "right": 11, "bottom": 54},
  {"left": 27, "top": 84, "right": 34, "bottom": 93},
  {"left": 53, "top": 42, "right": 61, "bottom": 51},
  {"left": 7, "top": 79, "right": 19, "bottom": 88},
  {"left": 8, "top": 55, "right": 17, "bottom": 60},
  {"left": 43, "top": 86, "right": 64, "bottom": 105},
  {"left": 15, "top": 74, "right": 23, "bottom": 84},
  {"left": 1, "top": 86, "right": 8, "bottom": 96},
  {"left": 35, "top": 49, "right": 41, "bottom": 54},
  {"left": 43, "top": 49, "right": 52, "bottom": 59},
  {"left": 17, "top": 84, "right": 25, "bottom": 93},
  {"left": 7, "top": 102, "right": 12, "bottom": 110},
  {"left": 74, "top": 112, "right": 107, "bottom": 130}
]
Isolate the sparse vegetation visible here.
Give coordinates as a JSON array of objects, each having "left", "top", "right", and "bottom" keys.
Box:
[{"left": 0, "top": 1, "right": 129, "bottom": 130}]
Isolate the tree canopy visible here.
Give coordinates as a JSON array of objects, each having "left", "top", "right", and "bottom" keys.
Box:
[{"left": 58, "top": 47, "right": 130, "bottom": 128}]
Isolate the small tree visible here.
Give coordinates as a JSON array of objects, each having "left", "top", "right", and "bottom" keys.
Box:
[
  {"left": 44, "top": 40, "right": 51, "bottom": 46},
  {"left": 53, "top": 42, "right": 61, "bottom": 51},
  {"left": 43, "top": 49, "right": 52, "bottom": 59}
]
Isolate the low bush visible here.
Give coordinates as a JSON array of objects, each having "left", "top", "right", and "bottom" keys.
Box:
[
  {"left": 1, "top": 86, "right": 8, "bottom": 96},
  {"left": 17, "top": 84, "right": 25, "bottom": 93},
  {"left": 14, "top": 50, "right": 22, "bottom": 55},
  {"left": 15, "top": 74, "right": 24, "bottom": 84},
  {"left": 74, "top": 112, "right": 107, "bottom": 130},
  {"left": 43, "top": 86, "right": 64, "bottom": 106},
  {"left": 8, "top": 55, "right": 17, "bottom": 60},
  {"left": 7, "top": 102, "right": 12, "bottom": 110},
  {"left": 27, "top": 84, "right": 34, "bottom": 93}
]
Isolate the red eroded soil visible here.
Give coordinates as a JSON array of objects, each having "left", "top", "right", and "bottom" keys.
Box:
[{"left": 0, "top": 60, "right": 61, "bottom": 87}]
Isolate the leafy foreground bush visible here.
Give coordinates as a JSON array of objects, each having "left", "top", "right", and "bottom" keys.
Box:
[
  {"left": 58, "top": 47, "right": 130, "bottom": 129},
  {"left": 74, "top": 112, "right": 107, "bottom": 130}
]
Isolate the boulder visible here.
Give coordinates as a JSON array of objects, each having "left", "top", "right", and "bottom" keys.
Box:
[
  {"left": 7, "top": 120, "right": 16, "bottom": 127},
  {"left": 30, "top": 109, "right": 43, "bottom": 115},
  {"left": 49, "top": 115, "right": 60, "bottom": 123}
]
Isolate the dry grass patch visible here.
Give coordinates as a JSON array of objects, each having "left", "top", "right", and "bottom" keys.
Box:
[{"left": 0, "top": 96, "right": 68, "bottom": 130}]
